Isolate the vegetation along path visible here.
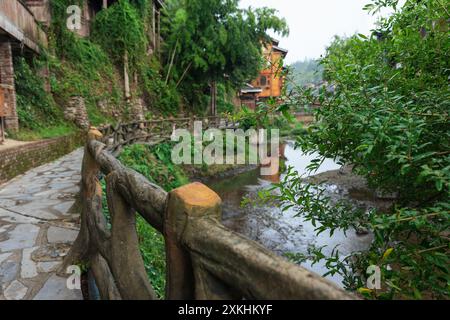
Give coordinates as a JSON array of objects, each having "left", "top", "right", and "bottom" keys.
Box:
[{"left": 0, "top": 148, "right": 83, "bottom": 300}]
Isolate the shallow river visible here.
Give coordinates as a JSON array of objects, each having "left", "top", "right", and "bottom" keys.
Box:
[{"left": 205, "top": 141, "right": 375, "bottom": 286}]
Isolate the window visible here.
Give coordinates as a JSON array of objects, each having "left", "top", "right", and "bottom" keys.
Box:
[{"left": 260, "top": 76, "right": 267, "bottom": 86}]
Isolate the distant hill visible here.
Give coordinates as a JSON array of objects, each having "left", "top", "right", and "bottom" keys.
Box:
[{"left": 288, "top": 59, "right": 324, "bottom": 88}]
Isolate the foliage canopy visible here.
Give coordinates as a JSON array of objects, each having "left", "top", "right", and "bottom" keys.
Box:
[
  {"left": 264, "top": 0, "right": 449, "bottom": 299},
  {"left": 161, "top": 0, "right": 289, "bottom": 108}
]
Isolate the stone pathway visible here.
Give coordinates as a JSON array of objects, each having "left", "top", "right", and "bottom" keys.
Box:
[{"left": 0, "top": 148, "right": 84, "bottom": 300}]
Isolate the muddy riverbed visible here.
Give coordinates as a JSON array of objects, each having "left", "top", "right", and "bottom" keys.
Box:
[{"left": 203, "top": 141, "right": 393, "bottom": 286}]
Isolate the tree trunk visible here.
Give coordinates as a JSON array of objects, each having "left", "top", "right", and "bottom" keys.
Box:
[
  {"left": 124, "top": 52, "right": 131, "bottom": 100},
  {"left": 210, "top": 81, "right": 217, "bottom": 116}
]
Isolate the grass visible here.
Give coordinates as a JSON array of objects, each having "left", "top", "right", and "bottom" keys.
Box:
[
  {"left": 116, "top": 143, "right": 190, "bottom": 299},
  {"left": 100, "top": 176, "right": 167, "bottom": 299},
  {"left": 8, "top": 123, "right": 78, "bottom": 141},
  {"left": 136, "top": 217, "right": 166, "bottom": 298},
  {"left": 279, "top": 121, "right": 308, "bottom": 138}
]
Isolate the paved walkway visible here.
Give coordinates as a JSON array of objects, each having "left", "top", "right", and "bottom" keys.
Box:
[{"left": 0, "top": 148, "right": 84, "bottom": 300}]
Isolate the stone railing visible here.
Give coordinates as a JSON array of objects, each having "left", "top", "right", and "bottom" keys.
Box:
[{"left": 60, "top": 118, "right": 354, "bottom": 300}]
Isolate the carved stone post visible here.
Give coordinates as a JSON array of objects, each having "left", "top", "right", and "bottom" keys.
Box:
[{"left": 164, "top": 182, "right": 228, "bottom": 299}]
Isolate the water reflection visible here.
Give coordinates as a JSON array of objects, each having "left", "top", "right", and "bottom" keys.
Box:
[{"left": 206, "top": 141, "right": 373, "bottom": 287}]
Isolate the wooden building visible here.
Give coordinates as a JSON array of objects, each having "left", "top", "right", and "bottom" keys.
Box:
[
  {"left": 0, "top": 0, "right": 48, "bottom": 132},
  {"left": 25, "top": 1, "right": 163, "bottom": 53},
  {"left": 252, "top": 38, "right": 288, "bottom": 99},
  {"left": 238, "top": 38, "right": 288, "bottom": 110},
  {"left": 239, "top": 84, "right": 262, "bottom": 110},
  {"left": 0, "top": 0, "right": 164, "bottom": 133}
]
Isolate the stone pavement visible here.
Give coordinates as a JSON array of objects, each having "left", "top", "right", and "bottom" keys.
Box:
[{"left": 0, "top": 148, "right": 84, "bottom": 300}]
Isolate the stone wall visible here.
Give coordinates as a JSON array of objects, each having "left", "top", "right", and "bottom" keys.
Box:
[
  {"left": 130, "top": 98, "right": 146, "bottom": 122},
  {"left": 0, "top": 41, "right": 18, "bottom": 131},
  {"left": 64, "top": 96, "right": 90, "bottom": 129},
  {"left": 0, "top": 132, "right": 84, "bottom": 185}
]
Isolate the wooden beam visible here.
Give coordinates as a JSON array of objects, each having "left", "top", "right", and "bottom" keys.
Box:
[{"left": 0, "top": 1, "right": 48, "bottom": 53}]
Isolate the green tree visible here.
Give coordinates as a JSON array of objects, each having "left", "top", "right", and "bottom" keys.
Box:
[
  {"left": 92, "top": 0, "right": 146, "bottom": 70},
  {"left": 267, "top": 0, "right": 449, "bottom": 299},
  {"left": 161, "top": 0, "right": 289, "bottom": 110},
  {"left": 289, "top": 59, "right": 324, "bottom": 88}
]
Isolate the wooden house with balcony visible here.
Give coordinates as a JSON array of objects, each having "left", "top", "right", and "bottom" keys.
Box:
[
  {"left": 24, "top": 1, "right": 163, "bottom": 53},
  {"left": 238, "top": 38, "right": 288, "bottom": 110},
  {"left": 0, "top": 0, "right": 164, "bottom": 134}
]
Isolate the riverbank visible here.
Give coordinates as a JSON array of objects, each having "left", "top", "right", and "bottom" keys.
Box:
[
  {"left": 184, "top": 164, "right": 259, "bottom": 184},
  {"left": 307, "top": 165, "right": 395, "bottom": 212},
  {"left": 115, "top": 140, "right": 392, "bottom": 295},
  {"left": 203, "top": 143, "right": 380, "bottom": 287}
]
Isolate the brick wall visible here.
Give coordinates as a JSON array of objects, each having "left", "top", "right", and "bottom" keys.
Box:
[
  {"left": 0, "top": 132, "right": 84, "bottom": 185},
  {"left": 0, "top": 41, "right": 18, "bottom": 131}
]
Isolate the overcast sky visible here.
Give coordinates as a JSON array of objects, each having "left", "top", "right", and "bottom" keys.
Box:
[{"left": 239, "top": 0, "right": 385, "bottom": 64}]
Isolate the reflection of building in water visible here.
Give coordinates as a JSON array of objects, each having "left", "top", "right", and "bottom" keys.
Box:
[
  {"left": 260, "top": 169, "right": 281, "bottom": 184},
  {"left": 279, "top": 143, "right": 287, "bottom": 160},
  {"left": 259, "top": 142, "right": 286, "bottom": 184}
]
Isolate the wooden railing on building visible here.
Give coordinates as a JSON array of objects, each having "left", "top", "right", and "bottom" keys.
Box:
[
  {"left": 0, "top": 0, "right": 48, "bottom": 52},
  {"left": 60, "top": 117, "right": 354, "bottom": 300}
]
